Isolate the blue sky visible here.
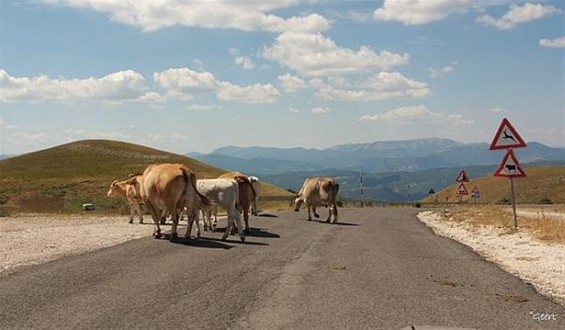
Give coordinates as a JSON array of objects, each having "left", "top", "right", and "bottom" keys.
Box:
[{"left": 1, "top": 0, "right": 563, "bottom": 156}]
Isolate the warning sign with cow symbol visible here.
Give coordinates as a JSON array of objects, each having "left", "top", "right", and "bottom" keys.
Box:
[
  {"left": 494, "top": 148, "right": 526, "bottom": 178},
  {"left": 455, "top": 182, "right": 469, "bottom": 195}
]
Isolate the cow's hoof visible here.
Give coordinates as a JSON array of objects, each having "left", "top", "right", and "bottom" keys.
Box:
[
  {"left": 240, "top": 236, "right": 245, "bottom": 242},
  {"left": 314, "top": 214, "right": 320, "bottom": 218},
  {"left": 154, "top": 233, "right": 162, "bottom": 239},
  {"left": 221, "top": 235, "right": 228, "bottom": 241},
  {"left": 129, "top": 220, "right": 133, "bottom": 224},
  {"left": 293, "top": 209, "right": 299, "bottom": 212}
]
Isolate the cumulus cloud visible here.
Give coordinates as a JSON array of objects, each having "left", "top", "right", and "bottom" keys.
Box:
[
  {"left": 374, "top": 0, "right": 474, "bottom": 25},
  {"left": 359, "top": 105, "right": 473, "bottom": 125},
  {"left": 490, "top": 107, "right": 510, "bottom": 114},
  {"left": 40, "top": 0, "right": 330, "bottom": 33},
  {"left": 235, "top": 56, "right": 255, "bottom": 70},
  {"left": 279, "top": 73, "right": 308, "bottom": 93},
  {"left": 0, "top": 69, "right": 151, "bottom": 103},
  {"left": 217, "top": 82, "right": 280, "bottom": 104},
  {"left": 263, "top": 32, "right": 410, "bottom": 77},
  {"left": 310, "top": 72, "right": 430, "bottom": 101},
  {"left": 154, "top": 67, "right": 280, "bottom": 104},
  {"left": 477, "top": 3, "right": 559, "bottom": 30},
  {"left": 311, "top": 107, "right": 330, "bottom": 115},
  {"left": 429, "top": 61, "right": 457, "bottom": 78},
  {"left": 540, "top": 36, "right": 565, "bottom": 48}
]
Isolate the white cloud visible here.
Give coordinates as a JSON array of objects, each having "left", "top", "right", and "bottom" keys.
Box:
[
  {"left": 360, "top": 105, "right": 473, "bottom": 126},
  {"left": 477, "top": 3, "right": 559, "bottom": 30},
  {"left": 154, "top": 67, "right": 280, "bottom": 104},
  {"left": 289, "top": 108, "right": 300, "bottom": 113},
  {"left": 217, "top": 82, "right": 280, "bottom": 104},
  {"left": 540, "top": 36, "right": 565, "bottom": 48},
  {"left": 40, "top": 0, "right": 330, "bottom": 33},
  {"left": 263, "top": 32, "right": 410, "bottom": 77},
  {"left": 187, "top": 104, "right": 222, "bottom": 111},
  {"left": 279, "top": 73, "right": 308, "bottom": 93},
  {"left": 0, "top": 70, "right": 149, "bottom": 103},
  {"left": 429, "top": 61, "right": 457, "bottom": 78},
  {"left": 311, "top": 107, "right": 330, "bottom": 115},
  {"left": 374, "top": 0, "right": 474, "bottom": 25},
  {"left": 490, "top": 107, "right": 510, "bottom": 114},
  {"left": 311, "top": 72, "right": 430, "bottom": 101},
  {"left": 235, "top": 56, "right": 255, "bottom": 70},
  {"left": 154, "top": 68, "right": 218, "bottom": 95}
]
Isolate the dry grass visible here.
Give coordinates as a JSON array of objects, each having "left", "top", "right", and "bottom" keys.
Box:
[{"left": 440, "top": 205, "right": 565, "bottom": 244}]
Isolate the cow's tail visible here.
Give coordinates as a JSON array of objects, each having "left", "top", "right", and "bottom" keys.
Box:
[{"left": 181, "top": 166, "right": 211, "bottom": 207}]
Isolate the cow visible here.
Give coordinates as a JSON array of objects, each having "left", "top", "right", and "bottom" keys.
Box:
[
  {"left": 132, "top": 163, "right": 209, "bottom": 240},
  {"left": 195, "top": 178, "right": 245, "bottom": 242},
  {"left": 217, "top": 172, "right": 256, "bottom": 233},
  {"left": 293, "top": 177, "right": 339, "bottom": 224},
  {"left": 107, "top": 174, "right": 144, "bottom": 224},
  {"left": 248, "top": 176, "right": 261, "bottom": 216}
]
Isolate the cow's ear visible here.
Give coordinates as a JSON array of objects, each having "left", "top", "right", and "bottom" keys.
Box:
[{"left": 126, "top": 177, "right": 138, "bottom": 185}]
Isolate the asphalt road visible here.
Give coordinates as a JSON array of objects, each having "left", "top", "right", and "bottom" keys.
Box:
[{"left": 1, "top": 207, "right": 563, "bottom": 329}]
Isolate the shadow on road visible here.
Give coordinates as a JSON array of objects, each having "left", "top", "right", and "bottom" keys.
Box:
[
  {"left": 245, "top": 227, "right": 281, "bottom": 238},
  {"left": 310, "top": 220, "right": 359, "bottom": 226},
  {"left": 256, "top": 213, "right": 279, "bottom": 218},
  {"left": 201, "top": 236, "right": 270, "bottom": 246},
  {"left": 162, "top": 234, "right": 233, "bottom": 250}
]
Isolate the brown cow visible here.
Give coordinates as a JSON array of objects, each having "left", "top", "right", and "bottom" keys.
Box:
[
  {"left": 293, "top": 177, "right": 339, "bottom": 224},
  {"left": 107, "top": 175, "right": 144, "bottom": 224},
  {"left": 133, "top": 163, "right": 209, "bottom": 240},
  {"left": 217, "top": 171, "right": 256, "bottom": 233}
]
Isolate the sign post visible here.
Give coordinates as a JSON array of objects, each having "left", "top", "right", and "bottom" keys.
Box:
[
  {"left": 490, "top": 118, "right": 526, "bottom": 228},
  {"left": 455, "top": 169, "right": 470, "bottom": 203}
]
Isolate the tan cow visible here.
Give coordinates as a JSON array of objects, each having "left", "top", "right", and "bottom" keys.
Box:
[
  {"left": 293, "top": 177, "right": 339, "bottom": 224},
  {"left": 132, "top": 163, "right": 209, "bottom": 240},
  {"left": 107, "top": 174, "right": 143, "bottom": 224},
  {"left": 217, "top": 171, "right": 256, "bottom": 233}
]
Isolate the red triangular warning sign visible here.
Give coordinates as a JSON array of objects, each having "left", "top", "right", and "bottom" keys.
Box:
[
  {"left": 494, "top": 148, "right": 526, "bottom": 178},
  {"left": 455, "top": 182, "right": 468, "bottom": 195},
  {"left": 455, "top": 169, "right": 470, "bottom": 182},
  {"left": 490, "top": 118, "right": 526, "bottom": 150}
]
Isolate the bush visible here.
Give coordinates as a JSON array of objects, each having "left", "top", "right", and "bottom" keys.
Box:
[
  {"left": 497, "top": 198, "right": 511, "bottom": 205},
  {"left": 539, "top": 198, "right": 553, "bottom": 205}
]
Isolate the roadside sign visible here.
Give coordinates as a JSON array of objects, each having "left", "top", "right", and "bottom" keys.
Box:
[
  {"left": 455, "top": 182, "right": 468, "bottom": 195},
  {"left": 490, "top": 118, "right": 526, "bottom": 150},
  {"left": 455, "top": 169, "right": 470, "bottom": 182},
  {"left": 493, "top": 148, "right": 526, "bottom": 178},
  {"left": 471, "top": 186, "right": 479, "bottom": 194}
]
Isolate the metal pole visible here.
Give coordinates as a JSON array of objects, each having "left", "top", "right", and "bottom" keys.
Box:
[{"left": 509, "top": 177, "right": 518, "bottom": 228}]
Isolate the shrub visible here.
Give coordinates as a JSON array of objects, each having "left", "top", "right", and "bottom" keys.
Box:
[{"left": 539, "top": 198, "right": 553, "bottom": 205}]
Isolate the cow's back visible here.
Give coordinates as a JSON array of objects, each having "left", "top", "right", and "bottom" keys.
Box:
[{"left": 142, "top": 163, "right": 191, "bottom": 211}]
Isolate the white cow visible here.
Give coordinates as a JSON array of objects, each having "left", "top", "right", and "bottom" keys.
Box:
[
  {"left": 193, "top": 178, "right": 245, "bottom": 242},
  {"left": 248, "top": 176, "right": 261, "bottom": 216},
  {"left": 293, "top": 177, "right": 340, "bottom": 224}
]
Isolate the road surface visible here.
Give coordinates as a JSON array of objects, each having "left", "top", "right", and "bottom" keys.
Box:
[{"left": 1, "top": 208, "right": 563, "bottom": 329}]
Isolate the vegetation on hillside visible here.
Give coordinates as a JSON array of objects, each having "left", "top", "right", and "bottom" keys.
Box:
[
  {"left": 0, "top": 140, "right": 293, "bottom": 215},
  {"left": 421, "top": 166, "right": 565, "bottom": 205}
]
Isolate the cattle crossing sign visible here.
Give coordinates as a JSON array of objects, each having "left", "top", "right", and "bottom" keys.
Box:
[
  {"left": 455, "top": 182, "right": 469, "bottom": 196},
  {"left": 493, "top": 148, "right": 526, "bottom": 178},
  {"left": 490, "top": 118, "right": 527, "bottom": 228}
]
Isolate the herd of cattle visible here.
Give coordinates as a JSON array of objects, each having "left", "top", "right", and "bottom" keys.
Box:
[{"left": 107, "top": 163, "right": 340, "bottom": 242}]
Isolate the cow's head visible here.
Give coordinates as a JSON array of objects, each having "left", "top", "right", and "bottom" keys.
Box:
[
  {"left": 293, "top": 196, "right": 303, "bottom": 212},
  {"left": 106, "top": 180, "right": 120, "bottom": 197}
]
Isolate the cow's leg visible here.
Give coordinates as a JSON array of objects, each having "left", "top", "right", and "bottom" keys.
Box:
[
  {"left": 243, "top": 210, "right": 250, "bottom": 233},
  {"left": 222, "top": 215, "right": 234, "bottom": 241},
  {"left": 232, "top": 210, "right": 245, "bottom": 242},
  {"left": 128, "top": 205, "right": 134, "bottom": 224},
  {"left": 145, "top": 202, "right": 161, "bottom": 239},
  {"left": 133, "top": 203, "right": 143, "bottom": 224},
  {"left": 312, "top": 206, "right": 320, "bottom": 218},
  {"left": 332, "top": 203, "right": 339, "bottom": 224},
  {"left": 170, "top": 212, "right": 179, "bottom": 241},
  {"left": 306, "top": 206, "right": 312, "bottom": 221},
  {"left": 193, "top": 209, "right": 202, "bottom": 238}
]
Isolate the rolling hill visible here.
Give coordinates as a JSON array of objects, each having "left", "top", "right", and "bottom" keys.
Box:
[
  {"left": 420, "top": 166, "right": 565, "bottom": 205},
  {"left": 0, "top": 140, "right": 293, "bottom": 215}
]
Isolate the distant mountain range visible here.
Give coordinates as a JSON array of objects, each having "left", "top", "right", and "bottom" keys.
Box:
[
  {"left": 186, "top": 138, "right": 564, "bottom": 202},
  {"left": 187, "top": 138, "right": 564, "bottom": 175}
]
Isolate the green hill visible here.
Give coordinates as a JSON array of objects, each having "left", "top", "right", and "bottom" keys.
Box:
[
  {"left": 0, "top": 140, "right": 293, "bottom": 215},
  {"left": 421, "top": 166, "right": 565, "bottom": 205}
]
